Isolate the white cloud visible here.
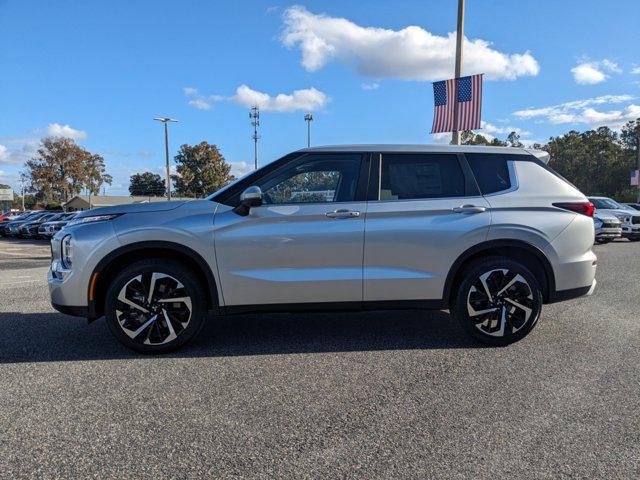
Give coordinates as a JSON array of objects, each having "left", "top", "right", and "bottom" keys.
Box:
[
  {"left": 513, "top": 94, "right": 639, "bottom": 130},
  {"left": 430, "top": 132, "right": 452, "bottom": 144},
  {"left": 0, "top": 142, "right": 39, "bottom": 166},
  {"left": 281, "top": 6, "right": 539, "bottom": 81},
  {"left": 631, "top": 67, "right": 640, "bottom": 75},
  {"left": 46, "top": 123, "right": 87, "bottom": 140},
  {"left": 231, "top": 85, "right": 328, "bottom": 112},
  {"left": 571, "top": 59, "right": 621, "bottom": 85},
  {"left": 184, "top": 88, "right": 224, "bottom": 110},
  {"left": 361, "top": 82, "right": 380, "bottom": 90},
  {"left": 188, "top": 97, "right": 214, "bottom": 110},
  {"left": 230, "top": 161, "right": 253, "bottom": 177},
  {"left": 481, "top": 121, "right": 531, "bottom": 136}
]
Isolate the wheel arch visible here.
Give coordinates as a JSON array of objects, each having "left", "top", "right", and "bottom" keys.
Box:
[
  {"left": 443, "top": 239, "right": 556, "bottom": 307},
  {"left": 88, "top": 241, "right": 220, "bottom": 320}
]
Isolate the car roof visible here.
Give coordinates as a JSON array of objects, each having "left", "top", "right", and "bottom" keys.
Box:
[{"left": 296, "top": 144, "right": 549, "bottom": 163}]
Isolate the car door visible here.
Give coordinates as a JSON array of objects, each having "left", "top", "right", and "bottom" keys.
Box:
[
  {"left": 214, "top": 153, "right": 368, "bottom": 307},
  {"left": 363, "top": 152, "right": 491, "bottom": 303}
]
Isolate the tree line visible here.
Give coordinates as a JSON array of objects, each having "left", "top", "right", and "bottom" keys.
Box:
[
  {"left": 12, "top": 117, "right": 640, "bottom": 209},
  {"left": 461, "top": 118, "right": 640, "bottom": 201}
]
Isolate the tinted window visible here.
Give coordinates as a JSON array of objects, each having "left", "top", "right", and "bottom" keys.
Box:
[
  {"left": 466, "top": 154, "right": 512, "bottom": 195},
  {"left": 257, "top": 154, "right": 361, "bottom": 204},
  {"left": 378, "top": 154, "right": 465, "bottom": 200}
]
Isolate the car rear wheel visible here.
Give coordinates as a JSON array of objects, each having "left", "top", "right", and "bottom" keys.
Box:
[
  {"left": 105, "top": 259, "right": 207, "bottom": 353},
  {"left": 453, "top": 256, "right": 543, "bottom": 346}
]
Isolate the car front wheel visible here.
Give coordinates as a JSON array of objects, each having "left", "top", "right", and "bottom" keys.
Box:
[
  {"left": 453, "top": 256, "right": 543, "bottom": 346},
  {"left": 105, "top": 259, "right": 207, "bottom": 353}
]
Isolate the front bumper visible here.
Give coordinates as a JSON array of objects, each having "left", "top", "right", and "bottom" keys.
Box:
[
  {"left": 595, "top": 227, "right": 621, "bottom": 240},
  {"left": 621, "top": 224, "right": 640, "bottom": 238}
]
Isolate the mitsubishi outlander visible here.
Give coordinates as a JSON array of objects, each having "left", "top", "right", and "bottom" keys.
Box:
[{"left": 49, "top": 145, "right": 597, "bottom": 353}]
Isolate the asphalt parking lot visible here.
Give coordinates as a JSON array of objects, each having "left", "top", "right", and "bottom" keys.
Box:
[{"left": 0, "top": 238, "right": 638, "bottom": 479}]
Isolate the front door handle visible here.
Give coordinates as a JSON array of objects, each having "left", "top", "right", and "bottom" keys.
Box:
[
  {"left": 453, "top": 204, "right": 487, "bottom": 214},
  {"left": 325, "top": 209, "right": 360, "bottom": 219}
]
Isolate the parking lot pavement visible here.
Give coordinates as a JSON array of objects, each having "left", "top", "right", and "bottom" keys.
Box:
[{"left": 0, "top": 238, "right": 639, "bottom": 479}]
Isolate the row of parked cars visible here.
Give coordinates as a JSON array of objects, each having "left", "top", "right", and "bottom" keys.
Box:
[
  {"left": 0, "top": 210, "right": 78, "bottom": 240},
  {"left": 589, "top": 196, "right": 640, "bottom": 244}
]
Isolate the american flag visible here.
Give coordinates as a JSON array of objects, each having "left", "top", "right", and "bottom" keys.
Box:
[
  {"left": 632, "top": 169, "right": 639, "bottom": 187},
  {"left": 431, "top": 74, "right": 483, "bottom": 134}
]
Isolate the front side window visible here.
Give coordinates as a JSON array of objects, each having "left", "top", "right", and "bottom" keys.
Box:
[
  {"left": 378, "top": 154, "right": 465, "bottom": 200},
  {"left": 466, "top": 153, "right": 512, "bottom": 195},
  {"left": 257, "top": 154, "right": 361, "bottom": 204}
]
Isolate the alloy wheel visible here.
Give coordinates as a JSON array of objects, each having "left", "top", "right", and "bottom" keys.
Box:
[
  {"left": 466, "top": 268, "right": 534, "bottom": 337},
  {"left": 115, "top": 272, "right": 193, "bottom": 345}
]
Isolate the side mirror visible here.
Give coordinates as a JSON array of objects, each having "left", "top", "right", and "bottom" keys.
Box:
[{"left": 233, "top": 186, "right": 263, "bottom": 216}]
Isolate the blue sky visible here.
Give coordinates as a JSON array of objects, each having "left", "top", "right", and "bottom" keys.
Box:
[{"left": 1, "top": 0, "right": 639, "bottom": 195}]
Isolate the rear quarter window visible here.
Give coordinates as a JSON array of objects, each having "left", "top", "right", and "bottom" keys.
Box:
[{"left": 465, "top": 153, "right": 512, "bottom": 195}]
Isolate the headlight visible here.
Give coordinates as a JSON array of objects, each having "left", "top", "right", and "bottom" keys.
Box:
[
  {"left": 594, "top": 218, "right": 603, "bottom": 228},
  {"left": 66, "top": 213, "right": 121, "bottom": 227},
  {"left": 614, "top": 214, "right": 630, "bottom": 224},
  {"left": 61, "top": 235, "right": 73, "bottom": 269}
]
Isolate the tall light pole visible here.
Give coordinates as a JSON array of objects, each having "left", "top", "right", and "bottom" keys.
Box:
[
  {"left": 451, "top": 0, "right": 465, "bottom": 146},
  {"left": 153, "top": 117, "right": 178, "bottom": 200},
  {"left": 304, "top": 113, "right": 314, "bottom": 147},
  {"left": 249, "top": 106, "right": 260, "bottom": 169},
  {"left": 637, "top": 124, "right": 640, "bottom": 202}
]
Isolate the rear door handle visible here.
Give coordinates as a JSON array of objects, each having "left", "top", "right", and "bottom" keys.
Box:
[
  {"left": 453, "top": 205, "right": 487, "bottom": 214},
  {"left": 325, "top": 209, "right": 360, "bottom": 219}
]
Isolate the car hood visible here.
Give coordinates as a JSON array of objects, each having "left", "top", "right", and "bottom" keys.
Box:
[
  {"left": 594, "top": 208, "right": 640, "bottom": 219},
  {"left": 74, "top": 200, "right": 191, "bottom": 218}
]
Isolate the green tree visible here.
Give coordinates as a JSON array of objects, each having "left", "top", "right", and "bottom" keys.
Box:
[
  {"left": 83, "top": 153, "right": 112, "bottom": 196},
  {"left": 461, "top": 131, "right": 507, "bottom": 146},
  {"left": 25, "top": 137, "right": 111, "bottom": 203},
  {"left": 172, "top": 142, "right": 235, "bottom": 198},
  {"left": 129, "top": 172, "right": 166, "bottom": 197},
  {"left": 545, "top": 126, "right": 634, "bottom": 200},
  {"left": 507, "top": 131, "right": 524, "bottom": 148}
]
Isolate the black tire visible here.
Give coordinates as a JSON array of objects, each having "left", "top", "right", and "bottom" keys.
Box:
[
  {"left": 628, "top": 237, "right": 640, "bottom": 242},
  {"left": 105, "top": 258, "right": 208, "bottom": 354},
  {"left": 452, "top": 256, "right": 543, "bottom": 346}
]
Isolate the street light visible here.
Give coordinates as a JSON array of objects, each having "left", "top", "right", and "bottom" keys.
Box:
[
  {"left": 304, "top": 113, "right": 314, "bottom": 147},
  {"left": 153, "top": 117, "right": 178, "bottom": 201}
]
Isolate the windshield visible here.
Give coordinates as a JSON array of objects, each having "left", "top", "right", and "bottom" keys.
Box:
[{"left": 589, "top": 198, "right": 625, "bottom": 210}]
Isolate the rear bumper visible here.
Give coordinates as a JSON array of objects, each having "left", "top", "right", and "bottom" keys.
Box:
[{"left": 548, "top": 279, "right": 596, "bottom": 303}]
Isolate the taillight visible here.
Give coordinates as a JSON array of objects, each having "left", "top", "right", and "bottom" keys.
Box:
[{"left": 552, "top": 202, "right": 595, "bottom": 217}]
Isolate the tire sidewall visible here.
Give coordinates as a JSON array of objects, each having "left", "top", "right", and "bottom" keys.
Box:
[
  {"left": 105, "top": 259, "right": 207, "bottom": 354},
  {"left": 453, "top": 257, "right": 543, "bottom": 346}
]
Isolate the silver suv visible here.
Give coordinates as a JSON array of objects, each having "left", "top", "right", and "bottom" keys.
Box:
[{"left": 49, "top": 145, "right": 597, "bottom": 353}]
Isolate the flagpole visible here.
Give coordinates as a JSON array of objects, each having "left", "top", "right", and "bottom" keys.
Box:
[{"left": 451, "top": 0, "right": 465, "bottom": 145}]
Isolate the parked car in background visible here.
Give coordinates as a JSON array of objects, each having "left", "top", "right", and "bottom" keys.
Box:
[
  {"left": 38, "top": 212, "right": 78, "bottom": 239},
  {"left": 19, "top": 212, "right": 63, "bottom": 238},
  {"left": 49, "top": 145, "right": 597, "bottom": 353},
  {"left": 3, "top": 211, "right": 45, "bottom": 237},
  {"left": 594, "top": 215, "right": 621, "bottom": 243},
  {"left": 623, "top": 203, "right": 640, "bottom": 211},
  {"left": 589, "top": 196, "right": 640, "bottom": 241},
  {"left": 0, "top": 210, "right": 22, "bottom": 222}
]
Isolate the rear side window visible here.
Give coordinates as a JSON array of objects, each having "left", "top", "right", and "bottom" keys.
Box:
[
  {"left": 379, "top": 154, "right": 465, "bottom": 200},
  {"left": 466, "top": 153, "right": 512, "bottom": 195}
]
